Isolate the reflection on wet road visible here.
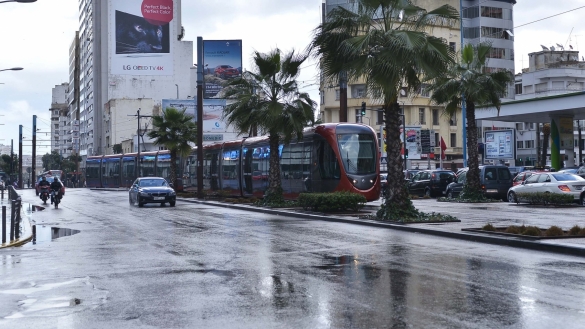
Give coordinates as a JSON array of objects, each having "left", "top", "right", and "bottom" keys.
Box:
[{"left": 0, "top": 189, "right": 584, "bottom": 328}]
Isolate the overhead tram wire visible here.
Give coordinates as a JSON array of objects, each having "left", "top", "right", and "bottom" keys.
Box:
[{"left": 514, "top": 5, "right": 585, "bottom": 29}]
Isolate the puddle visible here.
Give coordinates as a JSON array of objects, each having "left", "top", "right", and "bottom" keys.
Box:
[{"left": 32, "top": 226, "right": 80, "bottom": 244}]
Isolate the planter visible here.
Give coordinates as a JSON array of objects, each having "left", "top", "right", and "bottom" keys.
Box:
[{"left": 462, "top": 227, "right": 585, "bottom": 240}]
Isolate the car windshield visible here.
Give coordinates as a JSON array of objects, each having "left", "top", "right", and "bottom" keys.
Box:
[
  {"left": 337, "top": 133, "right": 376, "bottom": 175},
  {"left": 552, "top": 174, "right": 584, "bottom": 181},
  {"left": 40, "top": 177, "right": 54, "bottom": 183},
  {"left": 139, "top": 179, "right": 168, "bottom": 187}
]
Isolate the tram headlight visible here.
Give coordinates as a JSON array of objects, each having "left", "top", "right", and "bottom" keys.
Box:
[{"left": 352, "top": 179, "right": 357, "bottom": 184}]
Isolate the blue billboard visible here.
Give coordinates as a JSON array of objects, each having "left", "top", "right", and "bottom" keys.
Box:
[{"left": 203, "top": 40, "right": 243, "bottom": 98}]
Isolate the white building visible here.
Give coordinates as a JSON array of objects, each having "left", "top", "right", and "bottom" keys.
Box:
[
  {"left": 514, "top": 49, "right": 585, "bottom": 166},
  {"left": 77, "top": 0, "right": 193, "bottom": 160},
  {"left": 50, "top": 83, "right": 70, "bottom": 157}
]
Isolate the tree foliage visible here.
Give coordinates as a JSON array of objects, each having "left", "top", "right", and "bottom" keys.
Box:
[
  {"left": 222, "top": 48, "right": 316, "bottom": 204},
  {"left": 308, "top": 0, "right": 458, "bottom": 218},
  {"left": 429, "top": 43, "right": 512, "bottom": 197},
  {"left": 147, "top": 107, "right": 198, "bottom": 187}
]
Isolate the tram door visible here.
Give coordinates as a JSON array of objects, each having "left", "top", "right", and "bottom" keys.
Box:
[
  {"left": 312, "top": 134, "right": 341, "bottom": 193},
  {"left": 242, "top": 147, "right": 254, "bottom": 196}
]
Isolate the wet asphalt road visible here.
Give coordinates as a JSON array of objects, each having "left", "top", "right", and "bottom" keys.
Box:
[{"left": 1, "top": 189, "right": 585, "bottom": 328}]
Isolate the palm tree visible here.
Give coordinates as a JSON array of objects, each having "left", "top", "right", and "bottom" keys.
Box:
[
  {"left": 148, "top": 107, "right": 198, "bottom": 188},
  {"left": 309, "top": 0, "right": 458, "bottom": 218},
  {"left": 222, "top": 49, "right": 316, "bottom": 204},
  {"left": 429, "top": 43, "right": 512, "bottom": 196}
]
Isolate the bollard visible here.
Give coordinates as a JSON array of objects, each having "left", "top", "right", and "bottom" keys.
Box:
[
  {"left": 10, "top": 200, "right": 15, "bottom": 241},
  {"left": 2, "top": 206, "right": 6, "bottom": 244},
  {"left": 32, "top": 224, "right": 36, "bottom": 245},
  {"left": 1, "top": 187, "right": 4, "bottom": 199}
]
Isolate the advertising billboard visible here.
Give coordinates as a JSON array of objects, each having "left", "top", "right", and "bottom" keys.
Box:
[
  {"left": 203, "top": 40, "right": 243, "bottom": 98},
  {"left": 162, "top": 98, "right": 228, "bottom": 132},
  {"left": 400, "top": 126, "right": 422, "bottom": 160},
  {"left": 110, "top": 0, "right": 174, "bottom": 76},
  {"left": 484, "top": 129, "right": 515, "bottom": 160}
]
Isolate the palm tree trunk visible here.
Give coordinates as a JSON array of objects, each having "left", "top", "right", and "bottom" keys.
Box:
[
  {"left": 266, "top": 132, "right": 284, "bottom": 202},
  {"left": 170, "top": 149, "right": 177, "bottom": 188},
  {"left": 378, "top": 101, "right": 417, "bottom": 219},
  {"left": 465, "top": 100, "right": 481, "bottom": 193}
]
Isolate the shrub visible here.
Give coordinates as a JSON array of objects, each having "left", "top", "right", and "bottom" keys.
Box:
[
  {"left": 297, "top": 191, "right": 366, "bottom": 212},
  {"left": 521, "top": 226, "right": 542, "bottom": 236},
  {"left": 505, "top": 226, "right": 522, "bottom": 234},
  {"left": 482, "top": 223, "right": 496, "bottom": 231},
  {"left": 514, "top": 192, "right": 575, "bottom": 206},
  {"left": 578, "top": 228, "right": 585, "bottom": 236},
  {"left": 569, "top": 225, "right": 582, "bottom": 236},
  {"left": 544, "top": 226, "right": 565, "bottom": 237}
]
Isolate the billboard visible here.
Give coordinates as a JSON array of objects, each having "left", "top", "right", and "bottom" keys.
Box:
[
  {"left": 110, "top": 0, "right": 174, "bottom": 75},
  {"left": 161, "top": 98, "right": 228, "bottom": 132},
  {"left": 203, "top": 40, "right": 243, "bottom": 98},
  {"left": 484, "top": 129, "right": 515, "bottom": 160},
  {"left": 400, "top": 126, "right": 422, "bottom": 160}
]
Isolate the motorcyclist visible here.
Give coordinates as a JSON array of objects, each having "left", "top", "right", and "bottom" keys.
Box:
[{"left": 50, "top": 177, "right": 63, "bottom": 204}]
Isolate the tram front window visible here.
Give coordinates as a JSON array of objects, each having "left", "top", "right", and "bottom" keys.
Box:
[{"left": 337, "top": 134, "right": 376, "bottom": 175}]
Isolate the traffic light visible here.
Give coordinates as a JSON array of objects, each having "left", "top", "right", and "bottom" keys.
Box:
[
  {"left": 361, "top": 102, "right": 366, "bottom": 116},
  {"left": 404, "top": 149, "right": 409, "bottom": 159}
]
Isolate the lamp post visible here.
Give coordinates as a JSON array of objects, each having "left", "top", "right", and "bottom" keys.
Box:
[
  {"left": 0, "top": 0, "right": 37, "bottom": 3},
  {"left": 175, "top": 84, "right": 179, "bottom": 99},
  {"left": 0, "top": 67, "right": 23, "bottom": 72}
]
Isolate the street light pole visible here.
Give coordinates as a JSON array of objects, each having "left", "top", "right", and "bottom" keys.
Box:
[
  {"left": 0, "top": 0, "right": 37, "bottom": 3},
  {"left": 0, "top": 67, "right": 23, "bottom": 72}
]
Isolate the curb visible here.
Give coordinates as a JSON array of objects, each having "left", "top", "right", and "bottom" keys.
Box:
[{"left": 177, "top": 197, "right": 585, "bottom": 257}]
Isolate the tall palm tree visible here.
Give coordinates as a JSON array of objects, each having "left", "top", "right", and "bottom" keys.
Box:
[
  {"left": 429, "top": 43, "right": 512, "bottom": 196},
  {"left": 309, "top": 0, "right": 458, "bottom": 218},
  {"left": 148, "top": 107, "right": 198, "bottom": 188},
  {"left": 222, "top": 49, "right": 316, "bottom": 203}
]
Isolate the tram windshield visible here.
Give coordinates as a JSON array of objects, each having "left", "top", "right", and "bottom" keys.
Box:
[{"left": 337, "top": 133, "right": 377, "bottom": 175}]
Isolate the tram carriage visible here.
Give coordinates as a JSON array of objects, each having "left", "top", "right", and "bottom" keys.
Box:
[{"left": 85, "top": 123, "right": 381, "bottom": 201}]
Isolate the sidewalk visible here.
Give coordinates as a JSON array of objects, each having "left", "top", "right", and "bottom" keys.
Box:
[{"left": 177, "top": 197, "right": 585, "bottom": 257}]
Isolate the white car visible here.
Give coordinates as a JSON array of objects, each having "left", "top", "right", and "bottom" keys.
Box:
[{"left": 507, "top": 172, "right": 585, "bottom": 203}]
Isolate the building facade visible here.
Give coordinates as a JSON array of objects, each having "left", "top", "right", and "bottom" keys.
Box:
[
  {"left": 49, "top": 83, "right": 70, "bottom": 156},
  {"left": 320, "top": 0, "right": 464, "bottom": 170},
  {"left": 77, "top": 0, "right": 193, "bottom": 160}
]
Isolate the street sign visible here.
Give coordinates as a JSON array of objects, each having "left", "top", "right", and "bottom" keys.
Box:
[
  {"left": 203, "top": 134, "right": 223, "bottom": 142},
  {"left": 420, "top": 129, "right": 431, "bottom": 154}
]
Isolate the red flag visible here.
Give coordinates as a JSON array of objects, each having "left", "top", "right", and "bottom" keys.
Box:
[
  {"left": 440, "top": 136, "right": 447, "bottom": 160},
  {"left": 492, "top": 124, "right": 496, "bottom": 130}
]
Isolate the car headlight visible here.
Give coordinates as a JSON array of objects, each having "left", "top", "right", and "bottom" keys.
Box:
[{"left": 169, "top": 191, "right": 176, "bottom": 196}]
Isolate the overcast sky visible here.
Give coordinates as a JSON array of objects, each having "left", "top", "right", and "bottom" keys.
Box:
[{"left": 1, "top": 0, "right": 584, "bottom": 155}]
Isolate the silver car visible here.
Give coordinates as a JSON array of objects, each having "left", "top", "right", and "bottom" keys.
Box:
[{"left": 507, "top": 173, "right": 585, "bottom": 203}]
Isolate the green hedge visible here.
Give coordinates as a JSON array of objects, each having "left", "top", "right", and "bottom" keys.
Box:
[
  {"left": 514, "top": 192, "right": 575, "bottom": 205},
  {"left": 298, "top": 191, "right": 366, "bottom": 212}
]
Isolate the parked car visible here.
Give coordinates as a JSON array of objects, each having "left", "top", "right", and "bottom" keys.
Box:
[
  {"left": 214, "top": 65, "right": 240, "bottom": 79},
  {"left": 577, "top": 166, "right": 585, "bottom": 179},
  {"left": 445, "top": 165, "right": 513, "bottom": 201},
  {"left": 508, "top": 173, "right": 585, "bottom": 204},
  {"left": 128, "top": 177, "right": 176, "bottom": 207},
  {"left": 403, "top": 169, "right": 420, "bottom": 181},
  {"left": 513, "top": 171, "right": 536, "bottom": 186},
  {"left": 407, "top": 170, "right": 455, "bottom": 197},
  {"left": 559, "top": 167, "right": 580, "bottom": 174}
]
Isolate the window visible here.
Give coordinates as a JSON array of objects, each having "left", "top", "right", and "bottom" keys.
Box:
[
  {"left": 481, "top": 6, "right": 512, "bottom": 20},
  {"left": 419, "top": 108, "right": 426, "bottom": 124},
  {"left": 462, "top": 6, "right": 479, "bottom": 19},
  {"left": 352, "top": 84, "right": 366, "bottom": 98},
  {"left": 419, "top": 84, "right": 430, "bottom": 97},
  {"left": 450, "top": 113, "right": 457, "bottom": 126},
  {"left": 376, "top": 110, "right": 384, "bottom": 125},
  {"left": 516, "top": 123, "right": 524, "bottom": 131},
  {"left": 525, "top": 140, "right": 534, "bottom": 149},
  {"left": 434, "top": 133, "right": 439, "bottom": 150},
  {"left": 515, "top": 83, "right": 523, "bottom": 95},
  {"left": 432, "top": 109, "right": 439, "bottom": 126},
  {"left": 481, "top": 26, "right": 513, "bottom": 40},
  {"left": 449, "top": 42, "right": 456, "bottom": 52},
  {"left": 516, "top": 141, "right": 524, "bottom": 149},
  {"left": 335, "top": 89, "right": 340, "bottom": 100},
  {"left": 450, "top": 133, "right": 457, "bottom": 147},
  {"left": 525, "top": 174, "right": 539, "bottom": 184}
]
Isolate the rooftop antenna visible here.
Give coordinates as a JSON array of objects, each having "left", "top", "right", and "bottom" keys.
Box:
[
  {"left": 550, "top": 45, "right": 555, "bottom": 51},
  {"left": 541, "top": 45, "right": 549, "bottom": 51},
  {"left": 565, "top": 27, "right": 574, "bottom": 50},
  {"left": 556, "top": 43, "right": 564, "bottom": 50}
]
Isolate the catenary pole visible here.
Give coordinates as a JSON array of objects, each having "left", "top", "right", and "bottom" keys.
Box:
[
  {"left": 32, "top": 115, "right": 36, "bottom": 187},
  {"left": 197, "top": 37, "right": 204, "bottom": 199}
]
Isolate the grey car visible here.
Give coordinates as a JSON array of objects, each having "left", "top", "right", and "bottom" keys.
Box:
[{"left": 129, "top": 177, "right": 177, "bottom": 207}]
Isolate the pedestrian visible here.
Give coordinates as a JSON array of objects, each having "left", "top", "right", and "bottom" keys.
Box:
[
  {"left": 71, "top": 175, "right": 77, "bottom": 188},
  {"left": 27, "top": 178, "right": 30, "bottom": 188}
]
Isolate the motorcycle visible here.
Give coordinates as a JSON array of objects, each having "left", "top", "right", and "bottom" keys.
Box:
[
  {"left": 39, "top": 186, "right": 50, "bottom": 204},
  {"left": 52, "top": 189, "right": 62, "bottom": 209}
]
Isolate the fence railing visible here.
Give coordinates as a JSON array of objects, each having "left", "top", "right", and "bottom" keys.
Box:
[{"left": 1, "top": 185, "right": 22, "bottom": 245}]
